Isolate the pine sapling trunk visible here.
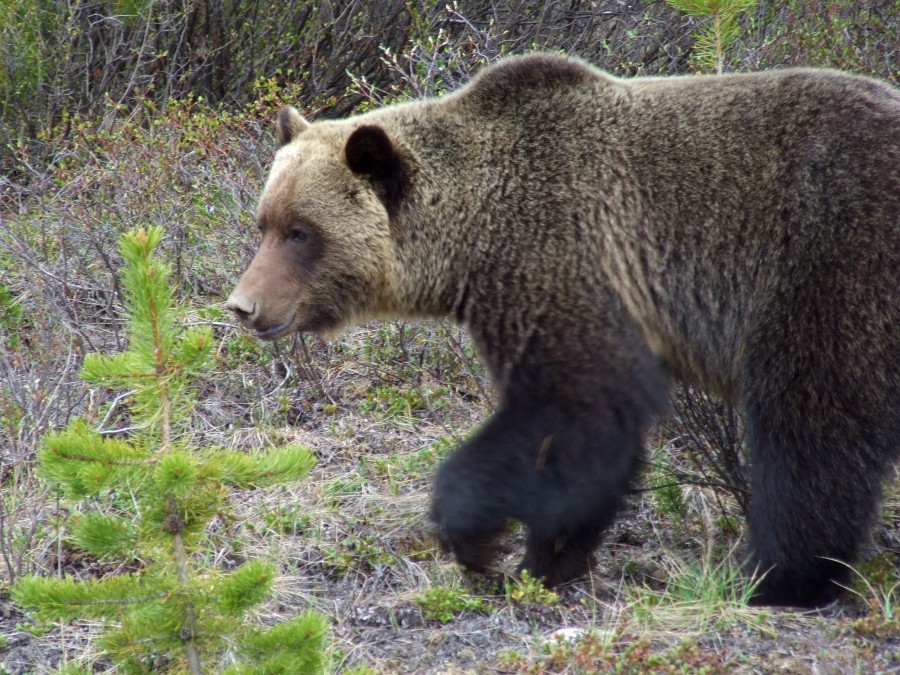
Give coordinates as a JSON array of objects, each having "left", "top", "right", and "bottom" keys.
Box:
[
  {"left": 168, "top": 495, "right": 202, "bottom": 675},
  {"left": 154, "top": 300, "right": 202, "bottom": 674},
  {"left": 714, "top": 12, "right": 724, "bottom": 74}
]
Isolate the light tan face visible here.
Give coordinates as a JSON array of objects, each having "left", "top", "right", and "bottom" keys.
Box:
[{"left": 226, "top": 119, "right": 397, "bottom": 339}]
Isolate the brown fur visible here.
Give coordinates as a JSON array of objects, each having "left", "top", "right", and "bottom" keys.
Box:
[{"left": 228, "top": 54, "right": 900, "bottom": 607}]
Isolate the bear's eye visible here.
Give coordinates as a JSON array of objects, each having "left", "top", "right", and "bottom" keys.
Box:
[{"left": 289, "top": 228, "right": 308, "bottom": 243}]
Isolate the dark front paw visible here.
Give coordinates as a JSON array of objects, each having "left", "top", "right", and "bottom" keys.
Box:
[
  {"left": 431, "top": 452, "right": 509, "bottom": 573},
  {"left": 431, "top": 515, "right": 504, "bottom": 573},
  {"left": 519, "top": 530, "right": 596, "bottom": 587}
]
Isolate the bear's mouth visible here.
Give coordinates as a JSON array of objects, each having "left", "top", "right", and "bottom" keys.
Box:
[{"left": 254, "top": 315, "right": 295, "bottom": 340}]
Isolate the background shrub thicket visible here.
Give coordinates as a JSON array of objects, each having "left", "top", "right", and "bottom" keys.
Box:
[
  {"left": 2, "top": 0, "right": 898, "bottom": 182},
  {"left": 2, "top": 1, "right": 898, "bottom": 672}
]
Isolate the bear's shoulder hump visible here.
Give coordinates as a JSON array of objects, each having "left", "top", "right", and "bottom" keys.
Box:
[{"left": 462, "top": 53, "right": 613, "bottom": 101}]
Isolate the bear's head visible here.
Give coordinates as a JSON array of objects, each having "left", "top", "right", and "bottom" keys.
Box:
[{"left": 226, "top": 106, "right": 409, "bottom": 338}]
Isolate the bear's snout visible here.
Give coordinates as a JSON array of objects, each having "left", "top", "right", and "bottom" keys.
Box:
[
  {"left": 226, "top": 289, "right": 296, "bottom": 339},
  {"left": 226, "top": 291, "right": 257, "bottom": 323}
]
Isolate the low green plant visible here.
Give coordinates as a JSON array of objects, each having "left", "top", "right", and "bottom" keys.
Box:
[
  {"left": 648, "top": 459, "right": 689, "bottom": 522},
  {"left": 758, "top": 0, "right": 900, "bottom": 79},
  {"left": 0, "top": 282, "right": 24, "bottom": 350},
  {"left": 367, "top": 435, "right": 456, "bottom": 494},
  {"left": 542, "top": 630, "right": 730, "bottom": 674},
  {"left": 323, "top": 472, "right": 368, "bottom": 508},
  {"left": 341, "top": 667, "right": 379, "bottom": 675},
  {"left": 496, "top": 649, "right": 528, "bottom": 671},
  {"left": 415, "top": 585, "right": 489, "bottom": 623},
  {"left": 12, "top": 226, "right": 327, "bottom": 674},
  {"left": 321, "top": 533, "right": 394, "bottom": 577},
  {"left": 359, "top": 385, "right": 425, "bottom": 421},
  {"left": 262, "top": 505, "right": 313, "bottom": 536},
  {"left": 505, "top": 570, "right": 560, "bottom": 607}
]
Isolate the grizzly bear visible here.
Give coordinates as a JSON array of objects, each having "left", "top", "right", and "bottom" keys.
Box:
[{"left": 227, "top": 54, "right": 899, "bottom": 607}]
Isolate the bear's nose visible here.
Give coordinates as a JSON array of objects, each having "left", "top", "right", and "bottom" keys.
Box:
[{"left": 226, "top": 292, "right": 257, "bottom": 322}]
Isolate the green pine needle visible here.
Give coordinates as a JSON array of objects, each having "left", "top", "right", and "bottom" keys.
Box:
[
  {"left": 141, "top": 483, "right": 224, "bottom": 541},
  {"left": 155, "top": 452, "right": 198, "bottom": 494},
  {"left": 39, "top": 419, "right": 152, "bottom": 498},
  {"left": 80, "top": 225, "right": 212, "bottom": 441},
  {"left": 213, "top": 444, "right": 317, "bottom": 489},
  {"left": 15, "top": 226, "right": 328, "bottom": 671},
  {"left": 228, "top": 611, "right": 330, "bottom": 675},
  {"left": 175, "top": 326, "right": 216, "bottom": 371},
  {"left": 70, "top": 513, "right": 139, "bottom": 558},
  {"left": 12, "top": 574, "right": 167, "bottom": 622},
  {"left": 666, "top": 0, "right": 757, "bottom": 73},
  {"left": 667, "top": 0, "right": 755, "bottom": 16},
  {"left": 100, "top": 598, "right": 201, "bottom": 656},
  {"left": 219, "top": 560, "right": 277, "bottom": 616}
]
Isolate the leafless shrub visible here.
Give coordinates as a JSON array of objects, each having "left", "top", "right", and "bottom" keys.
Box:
[
  {"left": 658, "top": 385, "right": 751, "bottom": 522},
  {"left": 0, "top": 325, "right": 85, "bottom": 583}
]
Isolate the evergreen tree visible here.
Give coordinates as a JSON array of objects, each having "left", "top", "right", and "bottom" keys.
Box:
[
  {"left": 13, "top": 226, "right": 327, "bottom": 674},
  {"left": 667, "top": 0, "right": 757, "bottom": 74}
]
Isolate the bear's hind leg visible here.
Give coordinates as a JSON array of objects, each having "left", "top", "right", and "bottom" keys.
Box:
[{"left": 743, "top": 348, "right": 898, "bottom": 607}]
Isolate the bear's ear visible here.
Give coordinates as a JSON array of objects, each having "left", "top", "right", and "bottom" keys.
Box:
[
  {"left": 344, "top": 125, "right": 408, "bottom": 210},
  {"left": 276, "top": 106, "right": 310, "bottom": 146},
  {"left": 344, "top": 125, "right": 397, "bottom": 175}
]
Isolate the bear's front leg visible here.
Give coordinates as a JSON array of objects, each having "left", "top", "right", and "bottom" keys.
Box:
[
  {"left": 431, "top": 400, "right": 648, "bottom": 585},
  {"left": 429, "top": 405, "right": 535, "bottom": 573},
  {"left": 519, "top": 520, "right": 608, "bottom": 588}
]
